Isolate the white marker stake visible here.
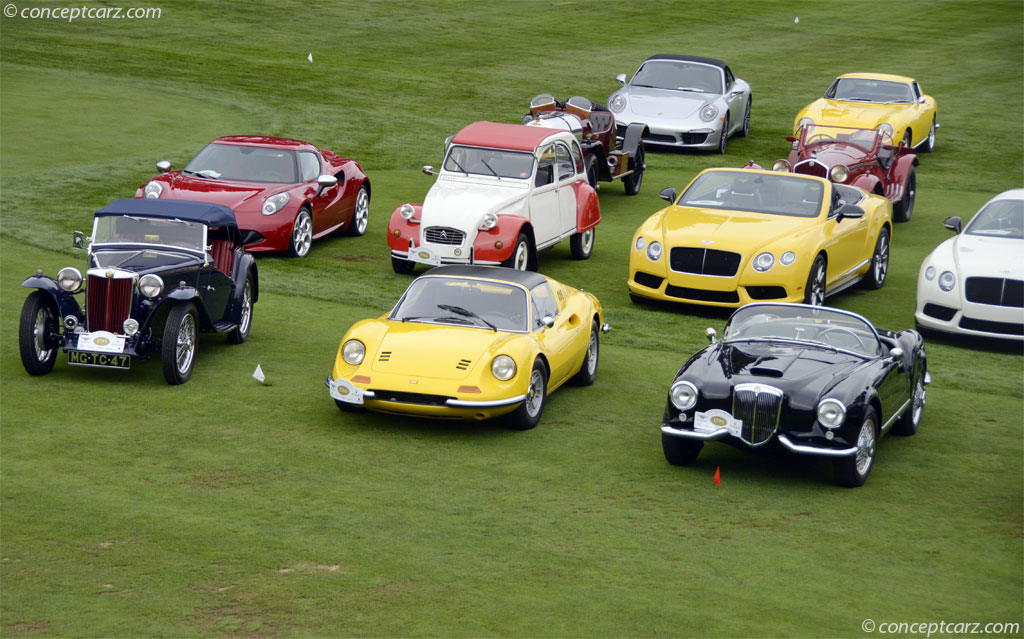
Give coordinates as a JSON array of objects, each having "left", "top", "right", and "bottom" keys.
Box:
[
  {"left": 307, "top": 52, "right": 313, "bottom": 63},
  {"left": 253, "top": 364, "right": 266, "bottom": 383}
]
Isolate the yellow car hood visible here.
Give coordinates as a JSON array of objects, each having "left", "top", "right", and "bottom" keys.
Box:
[
  {"left": 369, "top": 322, "right": 517, "bottom": 380},
  {"left": 662, "top": 206, "right": 816, "bottom": 248},
  {"left": 806, "top": 99, "right": 897, "bottom": 128}
]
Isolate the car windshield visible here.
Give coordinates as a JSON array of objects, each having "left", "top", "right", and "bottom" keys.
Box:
[
  {"left": 443, "top": 145, "right": 535, "bottom": 179},
  {"left": 677, "top": 171, "right": 824, "bottom": 217},
  {"left": 389, "top": 276, "right": 529, "bottom": 332},
  {"left": 92, "top": 215, "right": 206, "bottom": 253},
  {"left": 826, "top": 78, "right": 914, "bottom": 104},
  {"left": 800, "top": 124, "right": 887, "bottom": 152},
  {"left": 965, "top": 198, "right": 1024, "bottom": 239},
  {"left": 631, "top": 60, "right": 723, "bottom": 93},
  {"left": 183, "top": 143, "right": 298, "bottom": 183},
  {"left": 724, "top": 305, "right": 883, "bottom": 358}
]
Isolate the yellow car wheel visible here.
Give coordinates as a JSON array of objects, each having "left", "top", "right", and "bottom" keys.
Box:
[{"left": 506, "top": 360, "right": 547, "bottom": 430}]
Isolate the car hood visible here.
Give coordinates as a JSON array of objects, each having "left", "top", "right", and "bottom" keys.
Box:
[
  {"left": 369, "top": 322, "right": 522, "bottom": 380},
  {"left": 806, "top": 99, "right": 900, "bottom": 128},
  {"left": 797, "top": 145, "right": 870, "bottom": 167},
  {"left": 623, "top": 86, "right": 711, "bottom": 119},
  {"left": 660, "top": 205, "right": 817, "bottom": 250},
  {"left": 422, "top": 178, "right": 528, "bottom": 231},
  {"left": 157, "top": 173, "right": 287, "bottom": 212},
  {"left": 952, "top": 234, "right": 1024, "bottom": 279}
]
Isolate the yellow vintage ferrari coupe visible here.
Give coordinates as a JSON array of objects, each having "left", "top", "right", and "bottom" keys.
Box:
[
  {"left": 628, "top": 168, "right": 893, "bottom": 308},
  {"left": 326, "top": 265, "right": 608, "bottom": 429},
  {"left": 794, "top": 73, "right": 937, "bottom": 153}
]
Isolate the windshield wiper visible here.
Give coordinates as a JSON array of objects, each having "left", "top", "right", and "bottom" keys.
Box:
[
  {"left": 447, "top": 156, "right": 470, "bottom": 176},
  {"left": 480, "top": 159, "right": 501, "bottom": 180},
  {"left": 676, "top": 86, "right": 706, "bottom": 92},
  {"left": 437, "top": 304, "right": 497, "bottom": 331}
]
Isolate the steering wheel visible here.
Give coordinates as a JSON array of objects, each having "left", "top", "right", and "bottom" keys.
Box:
[
  {"left": 806, "top": 134, "right": 834, "bottom": 145},
  {"left": 818, "top": 326, "right": 869, "bottom": 350}
]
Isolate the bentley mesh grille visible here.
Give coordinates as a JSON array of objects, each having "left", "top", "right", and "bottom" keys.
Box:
[
  {"left": 732, "top": 383, "right": 784, "bottom": 446},
  {"left": 669, "top": 247, "right": 741, "bottom": 277},
  {"left": 424, "top": 227, "right": 465, "bottom": 246},
  {"left": 965, "top": 277, "right": 1024, "bottom": 308},
  {"left": 959, "top": 316, "right": 1024, "bottom": 336},
  {"left": 86, "top": 275, "right": 132, "bottom": 334}
]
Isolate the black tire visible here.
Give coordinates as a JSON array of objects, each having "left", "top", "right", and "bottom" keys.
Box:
[
  {"left": 902, "top": 129, "right": 912, "bottom": 148},
  {"left": 570, "top": 320, "right": 599, "bottom": 386},
  {"left": 227, "top": 273, "right": 254, "bottom": 344},
  {"left": 585, "top": 155, "right": 598, "bottom": 189},
  {"left": 506, "top": 360, "right": 547, "bottom": 430},
  {"left": 862, "top": 228, "right": 889, "bottom": 290},
  {"left": 287, "top": 208, "right": 313, "bottom": 257},
  {"left": 335, "top": 399, "right": 363, "bottom": 413},
  {"left": 623, "top": 143, "right": 644, "bottom": 195},
  {"left": 833, "top": 407, "right": 878, "bottom": 487},
  {"left": 162, "top": 302, "right": 197, "bottom": 385},
  {"left": 19, "top": 291, "right": 59, "bottom": 376},
  {"left": 662, "top": 432, "right": 703, "bottom": 466},
  {"left": 569, "top": 228, "right": 595, "bottom": 260},
  {"left": 893, "top": 360, "right": 926, "bottom": 436},
  {"left": 804, "top": 255, "right": 826, "bottom": 306},
  {"left": 501, "top": 232, "right": 533, "bottom": 271},
  {"left": 717, "top": 116, "right": 729, "bottom": 154},
  {"left": 737, "top": 98, "right": 751, "bottom": 138},
  {"left": 391, "top": 255, "right": 415, "bottom": 275},
  {"left": 345, "top": 185, "right": 370, "bottom": 236},
  {"left": 922, "top": 118, "right": 936, "bottom": 153},
  {"left": 892, "top": 168, "right": 916, "bottom": 223}
]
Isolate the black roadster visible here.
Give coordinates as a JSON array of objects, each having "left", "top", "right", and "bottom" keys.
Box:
[
  {"left": 18, "top": 199, "right": 258, "bottom": 385},
  {"left": 660, "top": 303, "right": 929, "bottom": 486}
]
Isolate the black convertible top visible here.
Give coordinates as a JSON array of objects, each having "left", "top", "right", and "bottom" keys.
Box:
[
  {"left": 96, "top": 198, "right": 237, "bottom": 228},
  {"left": 644, "top": 54, "right": 728, "bottom": 69},
  {"left": 424, "top": 265, "right": 548, "bottom": 289}
]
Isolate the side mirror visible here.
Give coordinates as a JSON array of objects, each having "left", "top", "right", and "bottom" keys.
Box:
[
  {"left": 615, "top": 73, "right": 627, "bottom": 86},
  {"left": 73, "top": 231, "right": 87, "bottom": 249},
  {"left": 889, "top": 347, "right": 904, "bottom": 363},
  {"left": 705, "top": 327, "right": 717, "bottom": 344},
  {"left": 659, "top": 187, "right": 677, "bottom": 203},
  {"left": 541, "top": 315, "right": 555, "bottom": 329},
  {"left": 943, "top": 216, "right": 962, "bottom": 234},
  {"left": 156, "top": 160, "right": 171, "bottom": 173},
  {"left": 422, "top": 165, "right": 436, "bottom": 176},
  {"left": 315, "top": 174, "right": 338, "bottom": 197},
  {"left": 834, "top": 203, "right": 865, "bottom": 221},
  {"left": 785, "top": 136, "right": 797, "bottom": 143}
]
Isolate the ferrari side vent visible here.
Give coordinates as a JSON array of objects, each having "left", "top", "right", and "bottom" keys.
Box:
[
  {"left": 456, "top": 359, "right": 472, "bottom": 370},
  {"left": 378, "top": 351, "right": 392, "bottom": 362},
  {"left": 732, "top": 383, "right": 784, "bottom": 447}
]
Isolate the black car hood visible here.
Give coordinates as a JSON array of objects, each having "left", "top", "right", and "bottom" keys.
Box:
[{"left": 92, "top": 248, "right": 204, "bottom": 277}]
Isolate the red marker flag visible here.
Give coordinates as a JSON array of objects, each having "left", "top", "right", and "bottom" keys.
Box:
[{"left": 713, "top": 466, "right": 721, "bottom": 485}]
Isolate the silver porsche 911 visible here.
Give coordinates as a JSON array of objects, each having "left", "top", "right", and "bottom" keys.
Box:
[{"left": 607, "top": 54, "right": 752, "bottom": 154}]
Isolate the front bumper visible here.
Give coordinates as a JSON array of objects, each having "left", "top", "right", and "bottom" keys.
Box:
[
  {"left": 392, "top": 241, "right": 500, "bottom": 267},
  {"left": 62, "top": 329, "right": 146, "bottom": 369},
  {"left": 326, "top": 376, "right": 525, "bottom": 420},
  {"left": 661, "top": 423, "right": 858, "bottom": 457},
  {"left": 616, "top": 119, "right": 723, "bottom": 150},
  {"left": 628, "top": 269, "right": 801, "bottom": 308},
  {"left": 915, "top": 290, "right": 1024, "bottom": 341}
]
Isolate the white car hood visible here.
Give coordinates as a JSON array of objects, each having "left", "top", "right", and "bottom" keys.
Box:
[
  {"left": 623, "top": 86, "right": 712, "bottom": 119},
  {"left": 421, "top": 177, "right": 528, "bottom": 231},
  {"left": 953, "top": 234, "right": 1024, "bottom": 279}
]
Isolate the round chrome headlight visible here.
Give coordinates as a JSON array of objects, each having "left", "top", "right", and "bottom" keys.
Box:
[
  {"left": 342, "top": 340, "right": 365, "bottom": 365},
  {"left": 699, "top": 104, "right": 719, "bottom": 122},
  {"left": 57, "top": 267, "right": 83, "bottom": 293},
  {"left": 609, "top": 94, "right": 627, "bottom": 113},
  {"left": 262, "top": 192, "right": 291, "bottom": 215},
  {"left": 138, "top": 274, "right": 163, "bottom": 298},
  {"left": 772, "top": 159, "right": 791, "bottom": 172},
  {"left": 123, "top": 318, "right": 140, "bottom": 337},
  {"left": 877, "top": 122, "right": 895, "bottom": 138},
  {"left": 635, "top": 236, "right": 646, "bottom": 251},
  {"left": 491, "top": 355, "right": 516, "bottom": 381},
  {"left": 752, "top": 252, "right": 775, "bottom": 272},
  {"left": 780, "top": 251, "right": 796, "bottom": 266},
  {"left": 399, "top": 203, "right": 415, "bottom": 220},
  {"left": 829, "top": 164, "right": 850, "bottom": 183},
  {"left": 797, "top": 117, "right": 815, "bottom": 130},
  {"left": 925, "top": 266, "right": 936, "bottom": 280},
  {"left": 670, "top": 381, "right": 699, "bottom": 411},
  {"left": 938, "top": 271, "right": 956, "bottom": 292},
  {"left": 817, "top": 398, "right": 846, "bottom": 429},
  {"left": 646, "top": 241, "right": 662, "bottom": 262},
  {"left": 144, "top": 181, "right": 163, "bottom": 199},
  {"left": 480, "top": 212, "right": 498, "bottom": 230}
]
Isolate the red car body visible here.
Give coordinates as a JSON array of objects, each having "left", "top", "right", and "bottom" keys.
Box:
[{"left": 135, "top": 136, "right": 370, "bottom": 256}]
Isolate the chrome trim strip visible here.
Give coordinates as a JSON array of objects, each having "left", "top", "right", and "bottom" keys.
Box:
[
  {"left": 777, "top": 433, "right": 857, "bottom": 457},
  {"left": 879, "top": 397, "right": 912, "bottom": 434},
  {"left": 829, "top": 258, "right": 871, "bottom": 289},
  {"left": 661, "top": 424, "right": 729, "bottom": 440},
  {"left": 447, "top": 394, "right": 526, "bottom": 408}
]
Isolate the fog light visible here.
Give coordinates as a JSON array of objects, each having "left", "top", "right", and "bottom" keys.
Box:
[
  {"left": 393, "top": 229, "right": 401, "bottom": 238},
  {"left": 64, "top": 315, "right": 79, "bottom": 330},
  {"left": 495, "top": 240, "right": 503, "bottom": 250},
  {"left": 123, "top": 318, "right": 140, "bottom": 336}
]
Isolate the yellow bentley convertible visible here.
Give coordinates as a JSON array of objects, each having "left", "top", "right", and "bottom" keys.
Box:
[
  {"left": 628, "top": 168, "right": 892, "bottom": 308},
  {"left": 794, "top": 73, "right": 937, "bottom": 153},
  {"left": 327, "top": 265, "right": 608, "bottom": 429}
]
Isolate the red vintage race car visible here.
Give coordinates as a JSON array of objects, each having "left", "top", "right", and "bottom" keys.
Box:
[
  {"left": 769, "top": 124, "right": 918, "bottom": 222},
  {"left": 521, "top": 95, "right": 647, "bottom": 195},
  {"left": 136, "top": 136, "right": 371, "bottom": 257}
]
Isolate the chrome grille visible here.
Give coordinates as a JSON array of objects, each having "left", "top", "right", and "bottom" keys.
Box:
[
  {"left": 732, "top": 383, "right": 784, "bottom": 446},
  {"left": 424, "top": 227, "right": 465, "bottom": 246},
  {"left": 793, "top": 159, "right": 828, "bottom": 179},
  {"left": 86, "top": 274, "right": 132, "bottom": 334}
]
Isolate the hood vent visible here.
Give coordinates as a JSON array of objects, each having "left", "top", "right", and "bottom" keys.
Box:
[
  {"left": 749, "top": 367, "right": 784, "bottom": 378},
  {"left": 456, "top": 359, "right": 472, "bottom": 370},
  {"left": 378, "top": 351, "right": 391, "bottom": 362}
]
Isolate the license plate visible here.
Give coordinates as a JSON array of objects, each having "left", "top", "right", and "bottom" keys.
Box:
[
  {"left": 408, "top": 245, "right": 441, "bottom": 266},
  {"left": 695, "top": 409, "right": 742, "bottom": 437},
  {"left": 68, "top": 351, "right": 131, "bottom": 369},
  {"left": 76, "top": 331, "right": 126, "bottom": 353},
  {"left": 329, "top": 378, "right": 365, "bottom": 405}
]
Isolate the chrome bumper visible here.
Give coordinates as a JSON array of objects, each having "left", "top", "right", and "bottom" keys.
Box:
[
  {"left": 662, "top": 424, "right": 858, "bottom": 456},
  {"left": 661, "top": 424, "right": 729, "bottom": 440},
  {"left": 326, "top": 376, "right": 523, "bottom": 408}
]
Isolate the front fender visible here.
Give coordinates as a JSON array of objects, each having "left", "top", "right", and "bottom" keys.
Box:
[
  {"left": 622, "top": 123, "right": 648, "bottom": 166},
  {"left": 473, "top": 215, "right": 528, "bottom": 263},
  {"left": 891, "top": 153, "right": 919, "bottom": 186},
  {"left": 387, "top": 204, "right": 422, "bottom": 252},
  {"left": 849, "top": 174, "right": 882, "bottom": 196},
  {"left": 22, "top": 275, "right": 83, "bottom": 320},
  {"left": 572, "top": 183, "right": 601, "bottom": 232}
]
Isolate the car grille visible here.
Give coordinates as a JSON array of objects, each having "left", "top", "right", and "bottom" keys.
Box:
[
  {"left": 645, "top": 132, "right": 679, "bottom": 144},
  {"left": 369, "top": 389, "right": 454, "bottom": 406},
  {"left": 958, "top": 316, "right": 1024, "bottom": 336},
  {"left": 923, "top": 303, "right": 957, "bottom": 321},
  {"left": 669, "top": 247, "right": 741, "bottom": 276},
  {"left": 424, "top": 227, "right": 465, "bottom": 246},
  {"left": 732, "top": 383, "right": 784, "bottom": 446},
  {"left": 793, "top": 159, "right": 829, "bottom": 179},
  {"left": 633, "top": 271, "right": 664, "bottom": 289},
  {"left": 664, "top": 285, "right": 739, "bottom": 304},
  {"left": 965, "top": 277, "right": 1024, "bottom": 307},
  {"left": 745, "top": 286, "right": 788, "bottom": 300},
  {"left": 679, "top": 132, "right": 709, "bottom": 145},
  {"left": 86, "top": 274, "right": 133, "bottom": 334}
]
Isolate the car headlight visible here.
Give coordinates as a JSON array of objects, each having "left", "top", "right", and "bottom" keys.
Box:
[
  {"left": 144, "top": 181, "right": 163, "bottom": 199},
  {"left": 262, "top": 192, "right": 291, "bottom": 215},
  {"left": 635, "top": 236, "right": 646, "bottom": 251},
  {"left": 700, "top": 104, "right": 719, "bottom": 122},
  {"left": 877, "top": 123, "right": 894, "bottom": 138},
  {"left": 57, "top": 267, "right": 82, "bottom": 293},
  {"left": 938, "top": 271, "right": 956, "bottom": 292},
  {"left": 797, "top": 117, "right": 814, "bottom": 130},
  {"left": 138, "top": 274, "right": 163, "bottom": 298},
  {"left": 342, "top": 340, "right": 365, "bottom": 365},
  {"left": 817, "top": 398, "right": 846, "bottom": 429},
  {"left": 670, "top": 380, "right": 699, "bottom": 411},
  {"left": 772, "top": 159, "right": 791, "bottom": 172},
  {"left": 399, "top": 203, "right": 416, "bottom": 220},
  {"left": 492, "top": 355, "right": 516, "bottom": 381},
  {"left": 829, "top": 165, "right": 849, "bottom": 183},
  {"left": 780, "top": 251, "right": 796, "bottom": 266},
  {"left": 752, "top": 252, "right": 775, "bottom": 272},
  {"left": 609, "top": 94, "right": 627, "bottom": 113},
  {"left": 925, "top": 266, "right": 936, "bottom": 280},
  {"left": 480, "top": 212, "right": 498, "bottom": 230},
  {"left": 646, "top": 241, "right": 662, "bottom": 262}
]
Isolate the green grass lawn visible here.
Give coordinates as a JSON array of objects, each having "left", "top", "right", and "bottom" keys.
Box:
[{"left": 2, "top": 1, "right": 1022, "bottom": 636}]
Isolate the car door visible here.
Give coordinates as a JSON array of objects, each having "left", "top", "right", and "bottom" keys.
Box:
[
  {"left": 530, "top": 282, "right": 576, "bottom": 384},
  {"left": 821, "top": 188, "right": 870, "bottom": 286},
  {"left": 529, "top": 144, "right": 561, "bottom": 246},
  {"left": 871, "top": 343, "right": 911, "bottom": 424},
  {"left": 298, "top": 151, "right": 341, "bottom": 233},
  {"left": 908, "top": 82, "right": 927, "bottom": 144},
  {"left": 197, "top": 256, "right": 233, "bottom": 324},
  {"left": 555, "top": 142, "right": 579, "bottom": 235}
]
